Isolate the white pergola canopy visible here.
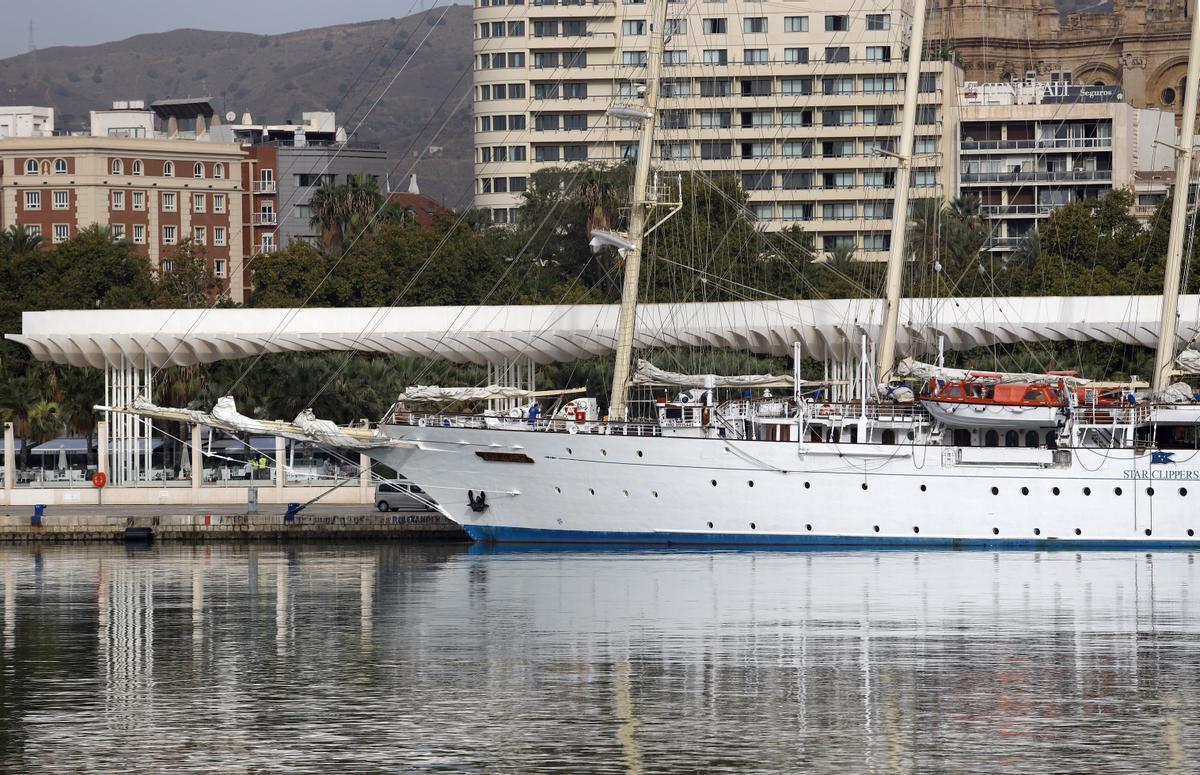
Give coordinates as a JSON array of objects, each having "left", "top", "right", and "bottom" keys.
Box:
[{"left": 8, "top": 296, "right": 1197, "bottom": 369}]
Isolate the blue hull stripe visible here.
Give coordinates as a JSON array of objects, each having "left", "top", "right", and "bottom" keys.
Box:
[{"left": 463, "top": 523, "right": 1200, "bottom": 550}]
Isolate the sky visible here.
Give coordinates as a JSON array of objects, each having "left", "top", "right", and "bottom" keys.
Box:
[{"left": 0, "top": 0, "right": 436, "bottom": 59}]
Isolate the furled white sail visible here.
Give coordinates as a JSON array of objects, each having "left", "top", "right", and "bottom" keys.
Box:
[
  {"left": 397, "top": 385, "right": 534, "bottom": 402},
  {"left": 99, "top": 396, "right": 409, "bottom": 450},
  {"left": 629, "top": 359, "right": 796, "bottom": 388},
  {"left": 1176, "top": 348, "right": 1200, "bottom": 374},
  {"left": 894, "top": 357, "right": 1091, "bottom": 386}
]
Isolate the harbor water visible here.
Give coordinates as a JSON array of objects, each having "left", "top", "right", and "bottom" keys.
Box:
[{"left": 1, "top": 542, "right": 1198, "bottom": 773}]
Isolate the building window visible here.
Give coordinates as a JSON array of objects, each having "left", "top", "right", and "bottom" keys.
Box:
[
  {"left": 784, "top": 48, "right": 809, "bottom": 64},
  {"left": 193, "top": 226, "right": 207, "bottom": 245},
  {"left": 193, "top": 162, "right": 204, "bottom": 178},
  {"left": 824, "top": 234, "right": 855, "bottom": 252},
  {"left": 781, "top": 109, "right": 814, "bottom": 127},
  {"left": 260, "top": 234, "right": 275, "bottom": 253},
  {"left": 823, "top": 202, "right": 856, "bottom": 221},
  {"left": 702, "top": 49, "right": 728, "bottom": 65},
  {"left": 52, "top": 190, "right": 69, "bottom": 210},
  {"left": 54, "top": 158, "right": 68, "bottom": 174},
  {"left": 916, "top": 106, "right": 937, "bottom": 124},
  {"left": 781, "top": 171, "right": 813, "bottom": 189},
  {"left": 111, "top": 190, "right": 125, "bottom": 210},
  {"left": 132, "top": 191, "right": 146, "bottom": 210},
  {"left": 213, "top": 194, "right": 226, "bottom": 213},
  {"left": 563, "top": 114, "right": 587, "bottom": 131},
  {"left": 743, "top": 49, "right": 768, "bottom": 65},
  {"left": 24, "top": 191, "right": 40, "bottom": 210},
  {"left": 163, "top": 161, "right": 175, "bottom": 177},
  {"left": 193, "top": 193, "right": 206, "bottom": 213},
  {"left": 163, "top": 225, "right": 177, "bottom": 245},
  {"left": 825, "top": 47, "right": 849, "bottom": 64},
  {"left": 52, "top": 224, "right": 69, "bottom": 243},
  {"left": 866, "top": 46, "right": 891, "bottom": 62},
  {"left": 748, "top": 204, "right": 773, "bottom": 221},
  {"left": 863, "top": 76, "right": 896, "bottom": 93},
  {"left": 699, "top": 110, "right": 732, "bottom": 129},
  {"left": 162, "top": 260, "right": 174, "bottom": 272},
  {"left": 660, "top": 142, "right": 692, "bottom": 160},
  {"left": 111, "top": 224, "right": 126, "bottom": 240},
  {"left": 822, "top": 109, "right": 854, "bottom": 127},
  {"left": 214, "top": 259, "right": 227, "bottom": 278},
  {"left": 622, "top": 20, "right": 645, "bottom": 35},
  {"left": 666, "top": 18, "right": 687, "bottom": 34},
  {"left": 740, "top": 78, "right": 772, "bottom": 97},
  {"left": 743, "top": 17, "right": 767, "bottom": 33},
  {"left": 822, "top": 140, "right": 854, "bottom": 158},
  {"left": 912, "top": 168, "right": 938, "bottom": 187},
  {"left": 24, "top": 224, "right": 42, "bottom": 237},
  {"left": 111, "top": 159, "right": 123, "bottom": 175},
  {"left": 699, "top": 142, "right": 731, "bottom": 160},
  {"left": 822, "top": 77, "right": 854, "bottom": 95},
  {"left": 784, "top": 16, "right": 808, "bottom": 32},
  {"left": 510, "top": 176, "right": 527, "bottom": 193},
  {"left": 564, "top": 82, "right": 587, "bottom": 99},
  {"left": 864, "top": 201, "right": 895, "bottom": 219},
  {"left": 781, "top": 78, "right": 813, "bottom": 96},
  {"left": 133, "top": 224, "right": 146, "bottom": 244},
  {"left": 535, "top": 113, "right": 559, "bottom": 131},
  {"left": 863, "top": 233, "right": 891, "bottom": 251},
  {"left": 535, "top": 145, "right": 560, "bottom": 163},
  {"left": 866, "top": 13, "right": 891, "bottom": 30},
  {"left": 782, "top": 140, "right": 813, "bottom": 158},
  {"left": 702, "top": 18, "right": 726, "bottom": 34},
  {"left": 825, "top": 15, "right": 849, "bottom": 31},
  {"left": 623, "top": 51, "right": 647, "bottom": 66},
  {"left": 919, "top": 74, "right": 937, "bottom": 93},
  {"left": 915, "top": 137, "right": 937, "bottom": 155},
  {"left": 24, "top": 159, "right": 38, "bottom": 175},
  {"left": 782, "top": 203, "right": 812, "bottom": 221},
  {"left": 214, "top": 227, "right": 227, "bottom": 246},
  {"left": 663, "top": 49, "right": 688, "bottom": 66},
  {"left": 132, "top": 159, "right": 144, "bottom": 176},
  {"left": 863, "top": 108, "right": 895, "bottom": 126},
  {"left": 741, "top": 172, "right": 772, "bottom": 190},
  {"left": 862, "top": 170, "right": 896, "bottom": 188},
  {"left": 162, "top": 192, "right": 177, "bottom": 212},
  {"left": 699, "top": 78, "right": 731, "bottom": 97},
  {"left": 213, "top": 163, "right": 225, "bottom": 179},
  {"left": 822, "top": 171, "right": 855, "bottom": 189},
  {"left": 563, "top": 144, "right": 588, "bottom": 161}
]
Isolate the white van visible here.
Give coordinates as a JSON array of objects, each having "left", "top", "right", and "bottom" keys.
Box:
[{"left": 374, "top": 481, "right": 429, "bottom": 512}]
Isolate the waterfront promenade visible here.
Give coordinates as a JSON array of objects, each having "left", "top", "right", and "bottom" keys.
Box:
[{"left": 0, "top": 503, "right": 464, "bottom": 542}]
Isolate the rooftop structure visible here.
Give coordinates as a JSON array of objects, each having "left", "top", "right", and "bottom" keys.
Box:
[{"left": 0, "top": 106, "right": 55, "bottom": 138}]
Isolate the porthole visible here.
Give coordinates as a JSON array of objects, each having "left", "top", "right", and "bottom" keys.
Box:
[
  {"left": 861, "top": 483, "right": 868, "bottom": 491},
  {"left": 1114, "top": 487, "right": 1123, "bottom": 496},
  {"left": 1147, "top": 487, "right": 1155, "bottom": 496},
  {"left": 747, "top": 480, "right": 755, "bottom": 487},
  {"left": 636, "top": 450, "right": 643, "bottom": 457},
  {"left": 707, "top": 521, "right": 714, "bottom": 529},
  {"left": 873, "top": 525, "right": 880, "bottom": 533},
  {"left": 1021, "top": 486, "right": 1029, "bottom": 496},
  {"left": 805, "top": 523, "right": 812, "bottom": 531},
  {"left": 750, "top": 522, "right": 757, "bottom": 530},
  {"left": 906, "top": 431, "right": 915, "bottom": 441},
  {"left": 804, "top": 481, "right": 810, "bottom": 489},
  {"left": 992, "top": 527, "right": 999, "bottom": 535},
  {"left": 920, "top": 484, "right": 927, "bottom": 492},
  {"left": 1052, "top": 487, "right": 1060, "bottom": 496},
  {"left": 990, "top": 486, "right": 999, "bottom": 495},
  {"left": 912, "top": 526, "right": 920, "bottom": 534},
  {"left": 1189, "top": 529, "right": 1195, "bottom": 537},
  {"left": 566, "top": 448, "right": 573, "bottom": 455},
  {"left": 588, "top": 488, "right": 595, "bottom": 495},
  {"left": 1075, "top": 528, "right": 1082, "bottom": 536},
  {"left": 652, "top": 491, "right": 659, "bottom": 498},
  {"left": 1034, "top": 528, "right": 1041, "bottom": 536},
  {"left": 1181, "top": 488, "right": 1189, "bottom": 497},
  {"left": 601, "top": 449, "right": 607, "bottom": 456},
  {"left": 1145, "top": 529, "right": 1153, "bottom": 536},
  {"left": 622, "top": 489, "right": 629, "bottom": 497},
  {"left": 554, "top": 486, "right": 561, "bottom": 493},
  {"left": 711, "top": 479, "right": 718, "bottom": 487},
  {"left": 1083, "top": 487, "right": 1092, "bottom": 496}
]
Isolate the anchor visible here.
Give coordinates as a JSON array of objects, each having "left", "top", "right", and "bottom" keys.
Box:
[{"left": 467, "top": 490, "right": 489, "bottom": 513}]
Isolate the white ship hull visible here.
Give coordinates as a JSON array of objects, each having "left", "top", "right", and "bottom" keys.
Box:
[{"left": 373, "top": 424, "right": 1200, "bottom": 547}]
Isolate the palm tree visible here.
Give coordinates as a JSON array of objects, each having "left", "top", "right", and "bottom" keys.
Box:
[
  {"left": 0, "top": 225, "right": 44, "bottom": 255},
  {"left": 575, "top": 166, "right": 622, "bottom": 232},
  {"left": 309, "top": 180, "right": 348, "bottom": 254}
]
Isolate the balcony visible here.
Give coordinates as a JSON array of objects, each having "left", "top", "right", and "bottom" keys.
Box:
[
  {"left": 253, "top": 212, "right": 278, "bottom": 226},
  {"left": 254, "top": 243, "right": 278, "bottom": 255},
  {"left": 960, "top": 136, "right": 1114, "bottom": 153},
  {"left": 253, "top": 180, "right": 276, "bottom": 194},
  {"left": 960, "top": 169, "right": 1112, "bottom": 184},
  {"left": 979, "top": 203, "right": 1062, "bottom": 217}
]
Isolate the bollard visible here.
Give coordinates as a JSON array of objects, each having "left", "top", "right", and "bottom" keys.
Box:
[
  {"left": 31, "top": 503, "right": 46, "bottom": 527},
  {"left": 247, "top": 487, "right": 258, "bottom": 514},
  {"left": 284, "top": 502, "right": 303, "bottom": 524}
]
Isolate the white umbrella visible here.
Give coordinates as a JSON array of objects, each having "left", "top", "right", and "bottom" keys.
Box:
[{"left": 56, "top": 444, "right": 67, "bottom": 473}]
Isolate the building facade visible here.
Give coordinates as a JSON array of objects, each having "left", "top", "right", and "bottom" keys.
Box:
[
  {"left": 473, "top": 0, "right": 962, "bottom": 258},
  {"left": 958, "top": 80, "right": 1176, "bottom": 253},
  {"left": 928, "top": 0, "right": 1196, "bottom": 117},
  {"left": 0, "top": 136, "right": 247, "bottom": 299}
]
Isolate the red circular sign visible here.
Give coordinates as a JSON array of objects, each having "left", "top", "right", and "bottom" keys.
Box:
[{"left": 92, "top": 471, "right": 108, "bottom": 488}]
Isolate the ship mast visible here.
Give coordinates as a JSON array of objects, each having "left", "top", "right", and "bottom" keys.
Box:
[
  {"left": 876, "top": 0, "right": 930, "bottom": 384},
  {"left": 606, "top": 0, "right": 669, "bottom": 420},
  {"left": 1151, "top": 0, "right": 1200, "bottom": 393}
]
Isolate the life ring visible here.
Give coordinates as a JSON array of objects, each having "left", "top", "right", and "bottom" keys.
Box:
[
  {"left": 92, "top": 471, "right": 108, "bottom": 488},
  {"left": 417, "top": 418, "right": 426, "bottom": 427},
  {"left": 564, "top": 403, "right": 577, "bottom": 419}
]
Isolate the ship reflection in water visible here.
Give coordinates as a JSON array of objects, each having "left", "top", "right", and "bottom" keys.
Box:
[{"left": 0, "top": 543, "right": 1197, "bottom": 773}]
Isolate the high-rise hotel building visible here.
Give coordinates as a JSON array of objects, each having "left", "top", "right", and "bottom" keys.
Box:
[{"left": 472, "top": 0, "right": 961, "bottom": 258}]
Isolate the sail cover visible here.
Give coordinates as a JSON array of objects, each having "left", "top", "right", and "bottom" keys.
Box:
[
  {"left": 397, "top": 385, "right": 533, "bottom": 402},
  {"left": 894, "top": 357, "right": 1092, "bottom": 387},
  {"left": 629, "top": 359, "right": 795, "bottom": 388},
  {"left": 100, "top": 396, "right": 410, "bottom": 450},
  {"left": 1177, "top": 349, "right": 1200, "bottom": 374}
]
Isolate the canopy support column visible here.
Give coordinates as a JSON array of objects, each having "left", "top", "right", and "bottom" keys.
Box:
[{"left": 106, "top": 356, "right": 154, "bottom": 486}]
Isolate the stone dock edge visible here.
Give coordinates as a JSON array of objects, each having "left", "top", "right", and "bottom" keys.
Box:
[{"left": 0, "top": 511, "right": 469, "bottom": 542}]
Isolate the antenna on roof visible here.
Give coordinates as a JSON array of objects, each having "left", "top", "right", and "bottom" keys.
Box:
[{"left": 27, "top": 20, "right": 35, "bottom": 52}]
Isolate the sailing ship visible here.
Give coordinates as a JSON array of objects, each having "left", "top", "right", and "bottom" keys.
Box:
[{"left": 118, "top": 0, "right": 1200, "bottom": 546}]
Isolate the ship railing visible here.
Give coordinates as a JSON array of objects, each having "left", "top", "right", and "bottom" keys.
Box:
[
  {"left": 805, "top": 401, "right": 931, "bottom": 422},
  {"left": 391, "top": 411, "right": 667, "bottom": 436},
  {"left": 1074, "top": 403, "right": 1152, "bottom": 426}
]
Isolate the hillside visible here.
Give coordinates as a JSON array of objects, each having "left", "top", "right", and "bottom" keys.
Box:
[{"left": 0, "top": 6, "right": 475, "bottom": 206}]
